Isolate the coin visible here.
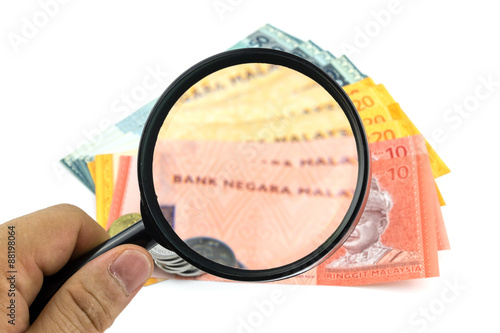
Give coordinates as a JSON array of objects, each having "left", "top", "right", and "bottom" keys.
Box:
[
  {"left": 155, "top": 260, "right": 195, "bottom": 273},
  {"left": 185, "top": 237, "right": 237, "bottom": 267},
  {"left": 151, "top": 243, "right": 207, "bottom": 277},
  {"left": 107, "top": 213, "right": 142, "bottom": 237},
  {"left": 177, "top": 268, "right": 204, "bottom": 277},
  {"left": 149, "top": 244, "right": 177, "bottom": 260}
]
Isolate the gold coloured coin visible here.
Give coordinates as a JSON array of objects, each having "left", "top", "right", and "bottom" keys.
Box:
[{"left": 107, "top": 213, "right": 142, "bottom": 237}]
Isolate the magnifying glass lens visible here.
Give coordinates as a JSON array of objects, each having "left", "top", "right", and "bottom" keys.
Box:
[
  {"left": 29, "top": 51, "right": 369, "bottom": 322},
  {"left": 151, "top": 63, "right": 359, "bottom": 270}
]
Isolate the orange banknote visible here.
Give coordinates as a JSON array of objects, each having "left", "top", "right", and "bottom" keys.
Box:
[
  {"left": 288, "top": 134, "right": 441, "bottom": 285},
  {"left": 106, "top": 135, "right": 441, "bottom": 285},
  {"left": 313, "top": 152, "right": 440, "bottom": 285},
  {"left": 367, "top": 135, "right": 449, "bottom": 251},
  {"left": 155, "top": 139, "right": 359, "bottom": 269},
  {"left": 111, "top": 137, "right": 359, "bottom": 269}
]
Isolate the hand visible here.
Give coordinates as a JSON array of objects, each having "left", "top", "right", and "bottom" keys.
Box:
[{"left": 0, "top": 204, "right": 154, "bottom": 332}]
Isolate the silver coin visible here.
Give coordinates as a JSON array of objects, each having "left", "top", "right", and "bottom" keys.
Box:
[
  {"left": 154, "top": 260, "right": 177, "bottom": 270},
  {"left": 177, "top": 269, "right": 204, "bottom": 277},
  {"left": 157, "top": 256, "right": 192, "bottom": 266},
  {"left": 161, "top": 263, "right": 193, "bottom": 272},
  {"left": 149, "top": 244, "right": 177, "bottom": 260},
  {"left": 155, "top": 260, "right": 202, "bottom": 276},
  {"left": 155, "top": 260, "right": 193, "bottom": 273},
  {"left": 154, "top": 261, "right": 178, "bottom": 274},
  {"left": 186, "top": 237, "right": 237, "bottom": 267},
  {"left": 152, "top": 237, "right": 239, "bottom": 277},
  {"left": 164, "top": 261, "right": 194, "bottom": 269},
  {"left": 160, "top": 257, "right": 188, "bottom": 265}
]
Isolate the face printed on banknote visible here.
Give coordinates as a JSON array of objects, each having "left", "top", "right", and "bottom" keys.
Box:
[
  {"left": 327, "top": 177, "right": 418, "bottom": 269},
  {"left": 342, "top": 210, "right": 388, "bottom": 254}
]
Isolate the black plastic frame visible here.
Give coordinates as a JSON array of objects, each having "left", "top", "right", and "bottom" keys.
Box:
[{"left": 138, "top": 48, "right": 371, "bottom": 282}]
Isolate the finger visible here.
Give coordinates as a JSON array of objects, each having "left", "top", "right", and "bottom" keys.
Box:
[
  {"left": 5, "top": 204, "right": 110, "bottom": 304},
  {"left": 28, "top": 244, "right": 153, "bottom": 333}
]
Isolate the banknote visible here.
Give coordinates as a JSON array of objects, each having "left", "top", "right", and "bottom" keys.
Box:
[
  {"left": 276, "top": 135, "right": 442, "bottom": 285},
  {"left": 104, "top": 154, "right": 136, "bottom": 229},
  {"left": 368, "top": 135, "right": 449, "bottom": 251},
  {"left": 62, "top": 64, "right": 282, "bottom": 191},
  {"left": 313, "top": 151, "right": 440, "bottom": 285},
  {"left": 101, "top": 128, "right": 352, "bottom": 228},
  {"left": 335, "top": 55, "right": 367, "bottom": 83},
  {"left": 344, "top": 81, "right": 450, "bottom": 178},
  {"left": 162, "top": 64, "right": 346, "bottom": 126},
  {"left": 97, "top": 134, "right": 447, "bottom": 250},
  {"left": 339, "top": 78, "right": 449, "bottom": 178},
  {"left": 301, "top": 39, "right": 366, "bottom": 83},
  {"left": 110, "top": 137, "right": 359, "bottom": 269},
  {"left": 104, "top": 135, "right": 440, "bottom": 285},
  {"left": 230, "top": 24, "right": 355, "bottom": 86},
  {"left": 170, "top": 63, "right": 281, "bottom": 111},
  {"left": 98, "top": 99, "right": 355, "bottom": 228},
  {"left": 61, "top": 24, "right": 449, "bottom": 287},
  {"left": 264, "top": 25, "right": 367, "bottom": 83},
  {"left": 343, "top": 76, "right": 376, "bottom": 93},
  {"left": 108, "top": 136, "right": 358, "bottom": 217},
  {"left": 93, "top": 104, "right": 446, "bottom": 223},
  {"left": 94, "top": 154, "right": 114, "bottom": 227},
  {"left": 63, "top": 25, "right": 362, "bottom": 191},
  {"left": 162, "top": 111, "right": 352, "bottom": 143},
  {"left": 63, "top": 59, "right": 354, "bottom": 191},
  {"left": 92, "top": 153, "right": 131, "bottom": 228},
  {"left": 62, "top": 99, "right": 158, "bottom": 192},
  {"left": 364, "top": 119, "right": 450, "bottom": 179},
  {"left": 71, "top": 79, "right": 446, "bottom": 192},
  {"left": 62, "top": 24, "right": 449, "bottom": 198},
  {"left": 161, "top": 101, "right": 447, "bottom": 182},
  {"left": 92, "top": 103, "right": 445, "bottom": 230},
  {"left": 353, "top": 101, "right": 446, "bottom": 205}
]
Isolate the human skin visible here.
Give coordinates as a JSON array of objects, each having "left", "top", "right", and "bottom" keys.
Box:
[{"left": 0, "top": 204, "right": 154, "bottom": 333}]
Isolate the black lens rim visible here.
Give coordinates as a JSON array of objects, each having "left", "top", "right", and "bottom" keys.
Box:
[{"left": 138, "top": 48, "right": 371, "bottom": 282}]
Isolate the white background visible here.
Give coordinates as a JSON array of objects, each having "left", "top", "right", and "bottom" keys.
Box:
[{"left": 1, "top": 1, "right": 498, "bottom": 332}]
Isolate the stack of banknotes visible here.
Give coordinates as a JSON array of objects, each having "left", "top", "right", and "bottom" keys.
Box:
[{"left": 62, "top": 24, "right": 450, "bottom": 286}]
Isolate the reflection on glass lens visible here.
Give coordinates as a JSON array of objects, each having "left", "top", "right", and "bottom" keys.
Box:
[{"left": 152, "top": 64, "right": 358, "bottom": 270}]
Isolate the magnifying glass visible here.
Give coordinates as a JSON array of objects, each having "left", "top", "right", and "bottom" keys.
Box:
[{"left": 29, "top": 48, "right": 370, "bottom": 322}]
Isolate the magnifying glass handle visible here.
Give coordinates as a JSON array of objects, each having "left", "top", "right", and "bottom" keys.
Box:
[{"left": 29, "top": 220, "right": 157, "bottom": 324}]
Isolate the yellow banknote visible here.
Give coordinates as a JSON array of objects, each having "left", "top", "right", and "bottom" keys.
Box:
[
  {"left": 161, "top": 110, "right": 352, "bottom": 143},
  {"left": 169, "top": 106, "right": 448, "bottom": 205},
  {"left": 91, "top": 153, "right": 135, "bottom": 228},
  {"left": 164, "top": 102, "right": 448, "bottom": 179},
  {"left": 343, "top": 103, "right": 445, "bottom": 204},
  {"left": 342, "top": 77, "right": 376, "bottom": 93},
  {"left": 343, "top": 83, "right": 450, "bottom": 178},
  {"left": 169, "top": 70, "right": 450, "bottom": 180},
  {"left": 356, "top": 102, "right": 449, "bottom": 178},
  {"left": 94, "top": 154, "right": 114, "bottom": 228},
  {"left": 365, "top": 119, "right": 449, "bottom": 179},
  {"left": 166, "top": 65, "right": 342, "bottom": 126},
  {"left": 175, "top": 63, "right": 280, "bottom": 108}
]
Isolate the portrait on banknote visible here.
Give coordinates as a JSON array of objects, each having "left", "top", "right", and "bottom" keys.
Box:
[{"left": 326, "top": 177, "right": 419, "bottom": 269}]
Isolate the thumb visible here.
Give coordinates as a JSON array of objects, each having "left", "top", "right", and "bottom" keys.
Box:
[{"left": 29, "top": 245, "right": 153, "bottom": 333}]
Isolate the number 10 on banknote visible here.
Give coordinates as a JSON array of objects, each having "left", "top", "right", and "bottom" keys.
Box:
[{"left": 30, "top": 48, "right": 372, "bottom": 322}]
